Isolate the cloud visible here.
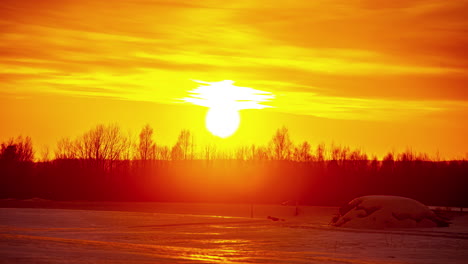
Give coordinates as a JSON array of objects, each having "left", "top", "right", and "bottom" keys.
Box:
[
  {"left": 182, "top": 80, "right": 274, "bottom": 110},
  {"left": 0, "top": 0, "right": 467, "bottom": 122},
  {"left": 268, "top": 91, "right": 467, "bottom": 120}
]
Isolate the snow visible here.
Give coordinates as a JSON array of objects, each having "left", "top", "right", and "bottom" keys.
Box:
[
  {"left": 331, "top": 195, "right": 450, "bottom": 229},
  {"left": 0, "top": 202, "right": 467, "bottom": 263}
]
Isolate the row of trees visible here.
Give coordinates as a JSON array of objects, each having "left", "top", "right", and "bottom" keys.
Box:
[
  {"left": 3, "top": 123, "right": 445, "bottom": 165},
  {"left": 1, "top": 124, "right": 467, "bottom": 206}
]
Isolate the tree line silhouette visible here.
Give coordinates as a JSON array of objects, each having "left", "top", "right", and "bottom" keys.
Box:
[{"left": 1, "top": 124, "right": 467, "bottom": 207}]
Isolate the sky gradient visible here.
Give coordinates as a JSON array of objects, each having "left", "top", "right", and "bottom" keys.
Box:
[{"left": 1, "top": 0, "right": 467, "bottom": 159}]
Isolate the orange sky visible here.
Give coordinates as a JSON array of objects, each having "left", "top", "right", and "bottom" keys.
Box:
[{"left": 1, "top": 0, "right": 467, "bottom": 159}]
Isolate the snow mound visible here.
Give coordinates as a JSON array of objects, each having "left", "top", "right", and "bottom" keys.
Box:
[{"left": 331, "top": 195, "right": 450, "bottom": 229}]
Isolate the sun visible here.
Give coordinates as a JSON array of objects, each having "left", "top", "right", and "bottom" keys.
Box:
[
  {"left": 183, "top": 80, "right": 274, "bottom": 138},
  {"left": 206, "top": 107, "right": 240, "bottom": 138}
]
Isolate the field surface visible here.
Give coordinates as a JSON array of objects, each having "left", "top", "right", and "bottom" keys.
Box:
[{"left": 1, "top": 201, "right": 467, "bottom": 263}]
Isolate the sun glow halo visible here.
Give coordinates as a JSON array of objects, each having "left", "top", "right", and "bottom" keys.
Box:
[{"left": 183, "top": 80, "right": 274, "bottom": 138}]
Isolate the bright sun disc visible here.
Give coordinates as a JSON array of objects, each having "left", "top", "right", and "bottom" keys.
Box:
[
  {"left": 183, "top": 80, "right": 274, "bottom": 138},
  {"left": 206, "top": 107, "right": 240, "bottom": 138}
]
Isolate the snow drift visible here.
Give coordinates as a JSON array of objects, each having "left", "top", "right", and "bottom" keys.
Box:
[{"left": 331, "top": 195, "right": 450, "bottom": 229}]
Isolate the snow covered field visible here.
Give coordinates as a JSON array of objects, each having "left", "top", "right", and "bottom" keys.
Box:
[{"left": 1, "top": 202, "right": 467, "bottom": 263}]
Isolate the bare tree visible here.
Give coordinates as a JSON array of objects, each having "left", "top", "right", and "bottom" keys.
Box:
[
  {"left": 137, "top": 124, "right": 155, "bottom": 161},
  {"left": 382, "top": 152, "right": 395, "bottom": 172},
  {"left": 0, "top": 136, "right": 34, "bottom": 162},
  {"left": 121, "top": 131, "right": 135, "bottom": 161},
  {"left": 157, "top": 145, "right": 171, "bottom": 160},
  {"left": 171, "top": 143, "right": 183, "bottom": 160},
  {"left": 398, "top": 149, "right": 415, "bottom": 162},
  {"left": 316, "top": 143, "right": 325, "bottom": 163},
  {"left": 203, "top": 144, "right": 217, "bottom": 160},
  {"left": 39, "top": 145, "right": 51, "bottom": 162},
  {"left": 251, "top": 145, "right": 269, "bottom": 161},
  {"left": 235, "top": 146, "right": 249, "bottom": 160},
  {"left": 370, "top": 156, "right": 380, "bottom": 171},
  {"left": 340, "top": 146, "right": 350, "bottom": 164},
  {"left": 171, "top": 129, "right": 194, "bottom": 160},
  {"left": 55, "top": 137, "right": 77, "bottom": 159},
  {"left": 293, "top": 141, "right": 312, "bottom": 162},
  {"left": 75, "top": 124, "right": 127, "bottom": 171},
  {"left": 330, "top": 144, "right": 340, "bottom": 162},
  {"left": 349, "top": 148, "right": 368, "bottom": 170},
  {"left": 269, "top": 126, "right": 292, "bottom": 160},
  {"left": 249, "top": 145, "right": 257, "bottom": 160}
]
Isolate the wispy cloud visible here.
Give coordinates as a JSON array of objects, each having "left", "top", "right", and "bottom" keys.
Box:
[{"left": 1, "top": 0, "right": 467, "bottom": 121}]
